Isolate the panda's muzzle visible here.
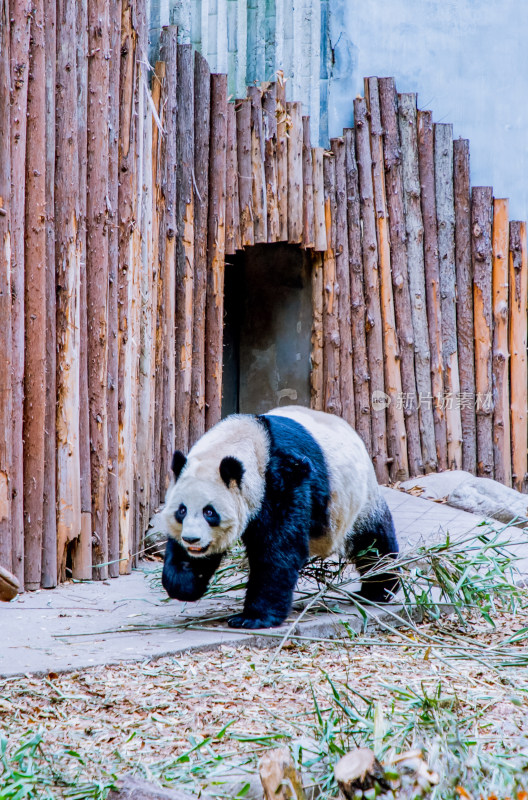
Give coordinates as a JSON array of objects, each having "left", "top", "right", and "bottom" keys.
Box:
[{"left": 181, "top": 535, "right": 211, "bottom": 555}]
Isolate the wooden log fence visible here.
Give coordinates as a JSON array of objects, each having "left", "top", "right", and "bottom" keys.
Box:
[{"left": 0, "top": 25, "right": 527, "bottom": 591}]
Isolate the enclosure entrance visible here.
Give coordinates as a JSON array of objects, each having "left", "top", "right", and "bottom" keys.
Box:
[{"left": 222, "top": 244, "right": 313, "bottom": 417}]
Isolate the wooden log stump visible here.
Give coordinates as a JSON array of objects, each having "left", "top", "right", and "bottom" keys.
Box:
[
  {"left": 262, "top": 84, "right": 279, "bottom": 243},
  {"left": 287, "top": 101, "right": 303, "bottom": 244},
  {"left": 0, "top": 565, "right": 19, "bottom": 602},
  {"left": 310, "top": 251, "right": 324, "bottom": 412},
  {"left": 248, "top": 85, "right": 267, "bottom": 244},
  {"left": 259, "top": 747, "right": 307, "bottom": 800},
  {"left": 276, "top": 79, "right": 288, "bottom": 242},
  {"left": 322, "top": 153, "right": 341, "bottom": 417},
  {"left": 225, "top": 101, "right": 241, "bottom": 256},
  {"left": 334, "top": 749, "right": 389, "bottom": 798},
  {"left": 491, "top": 198, "right": 511, "bottom": 486},
  {"left": 302, "top": 117, "right": 315, "bottom": 249},
  {"left": 509, "top": 221, "right": 528, "bottom": 492},
  {"left": 236, "top": 97, "right": 254, "bottom": 248},
  {"left": 312, "top": 147, "right": 327, "bottom": 252}
]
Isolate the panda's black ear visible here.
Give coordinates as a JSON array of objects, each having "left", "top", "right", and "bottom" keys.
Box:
[
  {"left": 171, "top": 450, "right": 187, "bottom": 481},
  {"left": 220, "top": 456, "right": 244, "bottom": 489}
]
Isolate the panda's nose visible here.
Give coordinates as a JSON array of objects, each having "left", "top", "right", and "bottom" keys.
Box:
[{"left": 182, "top": 534, "right": 201, "bottom": 544}]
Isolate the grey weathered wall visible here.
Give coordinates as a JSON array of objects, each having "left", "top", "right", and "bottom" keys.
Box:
[{"left": 328, "top": 0, "right": 528, "bottom": 219}]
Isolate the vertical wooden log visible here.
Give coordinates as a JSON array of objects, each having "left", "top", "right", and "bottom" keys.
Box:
[
  {"left": 453, "top": 138, "right": 477, "bottom": 474},
  {"left": 509, "top": 221, "right": 528, "bottom": 492},
  {"left": 492, "top": 198, "right": 511, "bottom": 486},
  {"left": 262, "top": 84, "right": 279, "bottom": 243},
  {"left": 236, "top": 98, "right": 254, "bottom": 248},
  {"left": 248, "top": 85, "right": 267, "bottom": 244},
  {"left": 434, "top": 123, "right": 463, "bottom": 470},
  {"left": 189, "top": 52, "right": 210, "bottom": 447},
  {"left": 287, "top": 101, "right": 303, "bottom": 244},
  {"left": 379, "top": 78, "right": 423, "bottom": 476},
  {"left": 42, "top": 0, "right": 56, "bottom": 588},
  {"left": 205, "top": 73, "right": 227, "bottom": 430},
  {"left": 322, "top": 154, "right": 341, "bottom": 417},
  {"left": 107, "top": 0, "right": 121, "bottom": 576},
  {"left": 366, "top": 78, "right": 408, "bottom": 481},
  {"left": 55, "top": 0, "right": 81, "bottom": 582},
  {"left": 312, "top": 147, "right": 327, "bottom": 252},
  {"left": 157, "top": 28, "right": 176, "bottom": 499},
  {"left": 225, "top": 102, "right": 241, "bottom": 256},
  {"left": 354, "top": 97, "right": 389, "bottom": 484},
  {"left": 302, "top": 117, "right": 315, "bottom": 249},
  {"left": 74, "top": 0, "right": 92, "bottom": 581},
  {"left": 0, "top": 0, "right": 12, "bottom": 572},
  {"left": 471, "top": 186, "right": 494, "bottom": 478},
  {"left": 310, "top": 251, "right": 324, "bottom": 411},
  {"left": 344, "top": 129, "right": 371, "bottom": 453},
  {"left": 23, "top": 0, "right": 47, "bottom": 589},
  {"left": 175, "top": 43, "right": 194, "bottom": 452},
  {"left": 331, "top": 138, "right": 354, "bottom": 427},
  {"left": 10, "top": 0, "right": 32, "bottom": 585},
  {"left": 276, "top": 79, "right": 288, "bottom": 242},
  {"left": 416, "top": 108, "right": 447, "bottom": 470}
]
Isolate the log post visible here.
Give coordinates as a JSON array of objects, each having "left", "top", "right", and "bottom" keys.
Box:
[
  {"left": 471, "top": 186, "right": 494, "bottom": 478},
  {"left": 509, "top": 221, "right": 527, "bottom": 492},
  {"left": 322, "top": 153, "right": 341, "bottom": 416},
  {"left": 287, "top": 101, "right": 303, "bottom": 244},
  {"left": 355, "top": 97, "right": 389, "bottom": 484},
  {"left": 263, "top": 84, "right": 279, "bottom": 242},
  {"left": 302, "top": 117, "right": 315, "bottom": 249},
  {"left": 415, "top": 108, "right": 447, "bottom": 470},
  {"left": 366, "top": 77, "right": 408, "bottom": 481},
  {"left": 259, "top": 748, "right": 307, "bottom": 800},
  {"left": 434, "top": 123, "right": 463, "bottom": 469},
  {"left": 175, "top": 43, "right": 194, "bottom": 452},
  {"left": 10, "top": 0, "right": 32, "bottom": 586},
  {"left": 55, "top": 0, "right": 82, "bottom": 582},
  {"left": 189, "top": 52, "right": 210, "bottom": 446},
  {"left": 236, "top": 98, "right": 254, "bottom": 248},
  {"left": 205, "top": 73, "right": 227, "bottom": 430},
  {"left": 344, "top": 129, "right": 371, "bottom": 453},
  {"left": 331, "top": 137, "right": 354, "bottom": 426},
  {"left": 379, "top": 78, "right": 423, "bottom": 476},
  {"left": 310, "top": 251, "right": 324, "bottom": 411},
  {"left": 453, "top": 138, "right": 477, "bottom": 474},
  {"left": 0, "top": 0, "right": 12, "bottom": 573},
  {"left": 312, "top": 147, "right": 327, "bottom": 252},
  {"left": 248, "top": 85, "right": 267, "bottom": 243},
  {"left": 491, "top": 199, "right": 511, "bottom": 486},
  {"left": 225, "top": 101, "right": 241, "bottom": 256},
  {"left": 276, "top": 79, "right": 288, "bottom": 242}
]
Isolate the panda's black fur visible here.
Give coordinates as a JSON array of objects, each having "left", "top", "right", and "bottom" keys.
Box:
[{"left": 162, "top": 407, "right": 399, "bottom": 629}]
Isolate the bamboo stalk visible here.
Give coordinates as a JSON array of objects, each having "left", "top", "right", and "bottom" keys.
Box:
[
  {"left": 175, "top": 43, "right": 194, "bottom": 453},
  {"left": 248, "top": 85, "right": 267, "bottom": 243},
  {"left": 366, "top": 77, "right": 408, "bottom": 481},
  {"left": 189, "top": 52, "right": 210, "bottom": 447},
  {"left": 491, "top": 198, "right": 511, "bottom": 486},
  {"left": 205, "top": 73, "right": 227, "bottom": 430},
  {"left": 471, "top": 186, "right": 494, "bottom": 478},
  {"left": 322, "top": 153, "right": 341, "bottom": 416},
  {"left": 453, "top": 138, "right": 477, "bottom": 474},
  {"left": 276, "top": 79, "right": 288, "bottom": 241},
  {"left": 331, "top": 137, "right": 354, "bottom": 427},
  {"left": 416, "top": 108, "right": 447, "bottom": 470},
  {"left": 262, "top": 83, "right": 279, "bottom": 243},
  {"left": 225, "top": 101, "right": 241, "bottom": 256},
  {"left": 0, "top": 0, "right": 12, "bottom": 572},
  {"left": 302, "top": 117, "right": 315, "bottom": 249},
  {"left": 354, "top": 97, "right": 389, "bottom": 484},
  {"left": 236, "top": 97, "right": 254, "bottom": 248},
  {"left": 55, "top": 0, "right": 82, "bottom": 583},
  {"left": 287, "top": 101, "right": 303, "bottom": 244},
  {"left": 344, "top": 129, "right": 371, "bottom": 453},
  {"left": 312, "top": 147, "right": 327, "bottom": 251},
  {"left": 379, "top": 78, "right": 423, "bottom": 476},
  {"left": 434, "top": 123, "right": 463, "bottom": 469},
  {"left": 310, "top": 251, "right": 324, "bottom": 411},
  {"left": 509, "top": 221, "right": 527, "bottom": 492}
]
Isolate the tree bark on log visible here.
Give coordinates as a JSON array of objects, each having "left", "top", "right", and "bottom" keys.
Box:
[
  {"left": 0, "top": 0, "right": 12, "bottom": 573},
  {"left": 416, "top": 108, "right": 447, "bottom": 470},
  {"left": 263, "top": 84, "right": 279, "bottom": 243},
  {"left": 379, "top": 78, "right": 423, "bottom": 476},
  {"left": 331, "top": 138, "right": 354, "bottom": 427},
  {"left": 248, "top": 85, "right": 267, "bottom": 244},
  {"left": 491, "top": 198, "right": 511, "bottom": 486},
  {"left": 302, "top": 117, "right": 315, "bottom": 249},
  {"left": 55, "top": 0, "right": 82, "bottom": 583},
  {"left": 310, "top": 251, "right": 324, "bottom": 412},
  {"left": 225, "top": 101, "right": 240, "bottom": 256},
  {"left": 205, "top": 74, "right": 227, "bottom": 430},
  {"left": 175, "top": 43, "right": 194, "bottom": 453},
  {"left": 509, "top": 221, "right": 527, "bottom": 492},
  {"left": 189, "top": 52, "right": 210, "bottom": 447},
  {"left": 236, "top": 98, "right": 254, "bottom": 248},
  {"left": 434, "top": 123, "right": 463, "bottom": 469},
  {"left": 10, "top": 0, "right": 32, "bottom": 585},
  {"left": 312, "top": 147, "right": 327, "bottom": 252},
  {"left": 287, "top": 101, "right": 303, "bottom": 244},
  {"left": 259, "top": 748, "right": 307, "bottom": 800},
  {"left": 322, "top": 154, "right": 341, "bottom": 416},
  {"left": 276, "top": 79, "right": 288, "bottom": 242},
  {"left": 355, "top": 97, "right": 389, "bottom": 484},
  {"left": 366, "top": 77, "right": 408, "bottom": 481},
  {"left": 344, "top": 129, "right": 371, "bottom": 453},
  {"left": 453, "top": 138, "right": 477, "bottom": 474},
  {"left": 471, "top": 186, "right": 494, "bottom": 478}
]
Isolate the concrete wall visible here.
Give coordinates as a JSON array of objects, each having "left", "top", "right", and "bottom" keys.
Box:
[{"left": 328, "top": 0, "right": 528, "bottom": 220}]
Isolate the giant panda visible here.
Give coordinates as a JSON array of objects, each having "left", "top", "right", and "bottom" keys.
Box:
[{"left": 162, "top": 405, "right": 399, "bottom": 629}]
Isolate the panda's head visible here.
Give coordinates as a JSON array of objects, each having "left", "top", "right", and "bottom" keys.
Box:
[{"left": 163, "top": 450, "right": 247, "bottom": 557}]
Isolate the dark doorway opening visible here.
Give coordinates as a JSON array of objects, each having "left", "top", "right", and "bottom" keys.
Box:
[{"left": 222, "top": 243, "right": 313, "bottom": 417}]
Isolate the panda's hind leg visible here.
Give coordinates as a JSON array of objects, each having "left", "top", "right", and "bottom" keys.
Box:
[{"left": 345, "top": 497, "right": 400, "bottom": 603}]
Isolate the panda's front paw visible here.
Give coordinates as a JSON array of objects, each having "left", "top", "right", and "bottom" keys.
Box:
[{"left": 228, "top": 613, "right": 284, "bottom": 629}]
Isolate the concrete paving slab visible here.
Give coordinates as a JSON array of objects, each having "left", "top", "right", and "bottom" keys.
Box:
[{"left": 2, "top": 487, "right": 527, "bottom": 679}]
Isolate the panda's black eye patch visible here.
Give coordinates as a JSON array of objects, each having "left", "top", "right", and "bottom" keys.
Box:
[
  {"left": 203, "top": 505, "right": 220, "bottom": 526},
  {"left": 175, "top": 504, "right": 187, "bottom": 523}
]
